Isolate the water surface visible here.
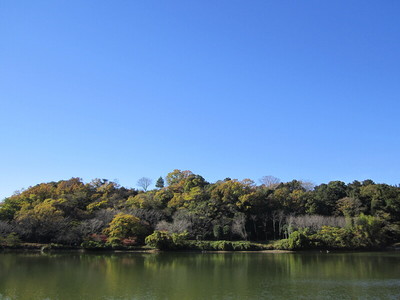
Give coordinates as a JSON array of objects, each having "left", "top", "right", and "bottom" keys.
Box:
[{"left": 0, "top": 251, "right": 399, "bottom": 299}]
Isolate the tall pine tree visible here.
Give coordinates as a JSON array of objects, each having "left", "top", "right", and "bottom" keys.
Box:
[{"left": 155, "top": 176, "right": 164, "bottom": 188}]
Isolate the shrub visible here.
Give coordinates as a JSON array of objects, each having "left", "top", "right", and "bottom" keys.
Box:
[
  {"left": 287, "top": 229, "right": 310, "bottom": 250},
  {"left": 122, "top": 237, "right": 137, "bottom": 246},
  {"left": 0, "top": 233, "right": 21, "bottom": 247},
  {"left": 232, "top": 241, "right": 253, "bottom": 251},
  {"left": 311, "top": 226, "right": 351, "bottom": 249},
  {"left": 81, "top": 240, "right": 107, "bottom": 250},
  {"left": 274, "top": 239, "right": 290, "bottom": 250},
  {"left": 145, "top": 231, "right": 172, "bottom": 250},
  {"left": 0, "top": 232, "right": 21, "bottom": 247},
  {"left": 171, "top": 232, "right": 189, "bottom": 248},
  {"left": 351, "top": 214, "right": 385, "bottom": 248},
  {"left": 211, "top": 241, "right": 233, "bottom": 251},
  {"left": 90, "top": 234, "right": 108, "bottom": 243},
  {"left": 106, "top": 237, "right": 123, "bottom": 248},
  {"left": 182, "top": 240, "right": 265, "bottom": 251},
  {"left": 7, "top": 233, "right": 21, "bottom": 247}
]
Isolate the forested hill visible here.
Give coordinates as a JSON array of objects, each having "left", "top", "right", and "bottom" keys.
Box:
[{"left": 0, "top": 170, "right": 399, "bottom": 250}]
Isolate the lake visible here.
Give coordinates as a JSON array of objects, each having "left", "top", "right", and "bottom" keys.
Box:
[{"left": 0, "top": 251, "right": 399, "bottom": 299}]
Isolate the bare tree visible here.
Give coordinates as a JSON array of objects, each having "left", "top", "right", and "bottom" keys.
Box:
[
  {"left": 78, "top": 219, "right": 105, "bottom": 236},
  {"left": 259, "top": 176, "right": 281, "bottom": 189},
  {"left": 78, "top": 209, "right": 118, "bottom": 237},
  {"left": 286, "top": 215, "right": 346, "bottom": 233},
  {"left": 300, "top": 180, "right": 315, "bottom": 191},
  {"left": 271, "top": 211, "right": 278, "bottom": 239},
  {"left": 250, "top": 214, "right": 258, "bottom": 240},
  {"left": 137, "top": 177, "right": 152, "bottom": 191},
  {"left": 277, "top": 210, "right": 285, "bottom": 239},
  {"left": 154, "top": 210, "right": 194, "bottom": 235},
  {"left": 232, "top": 213, "right": 247, "bottom": 240},
  {"left": 286, "top": 214, "right": 294, "bottom": 238},
  {"left": 156, "top": 219, "right": 191, "bottom": 234},
  {"left": 129, "top": 208, "right": 166, "bottom": 229},
  {"left": 260, "top": 213, "right": 269, "bottom": 241}
]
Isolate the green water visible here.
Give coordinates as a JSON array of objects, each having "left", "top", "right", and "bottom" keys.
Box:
[{"left": 0, "top": 251, "right": 399, "bottom": 300}]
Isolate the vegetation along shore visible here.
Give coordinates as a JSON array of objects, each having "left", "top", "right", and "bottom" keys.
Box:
[{"left": 1, "top": 170, "right": 399, "bottom": 251}]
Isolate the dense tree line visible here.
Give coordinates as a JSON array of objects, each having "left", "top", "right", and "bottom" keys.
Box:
[{"left": 0, "top": 170, "right": 399, "bottom": 250}]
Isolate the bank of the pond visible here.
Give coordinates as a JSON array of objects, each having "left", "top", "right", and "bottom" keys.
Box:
[
  {"left": 1, "top": 240, "right": 398, "bottom": 253},
  {"left": 0, "top": 245, "right": 294, "bottom": 255},
  {"left": 0, "top": 241, "right": 273, "bottom": 252}
]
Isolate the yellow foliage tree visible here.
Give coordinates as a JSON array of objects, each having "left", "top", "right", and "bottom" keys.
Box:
[{"left": 104, "top": 213, "right": 147, "bottom": 240}]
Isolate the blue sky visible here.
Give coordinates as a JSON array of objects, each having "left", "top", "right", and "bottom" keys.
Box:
[{"left": 1, "top": 1, "right": 399, "bottom": 199}]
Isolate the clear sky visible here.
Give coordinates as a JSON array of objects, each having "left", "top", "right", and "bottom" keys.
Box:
[{"left": 1, "top": 1, "right": 399, "bottom": 200}]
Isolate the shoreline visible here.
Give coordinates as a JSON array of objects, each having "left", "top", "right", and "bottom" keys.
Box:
[
  {"left": 0, "top": 245, "right": 292, "bottom": 253},
  {"left": 1, "top": 244, "right": 398, "bottom": 254}
]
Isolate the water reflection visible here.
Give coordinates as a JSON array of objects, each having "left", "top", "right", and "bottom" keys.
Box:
[{"left": 0, "top": 252, "right": 399, "bottom": 299}]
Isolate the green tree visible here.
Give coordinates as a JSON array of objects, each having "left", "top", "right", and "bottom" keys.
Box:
[
  {"left": 127, "top": 192, "right": 160, "bottom": 209},
  {"left": 336, "top": 197, "right": 363, "bottom": 217},
  {"left": 155, "top": 177, "right": 165, "bottom": 189},
  {"left": 145, "top": 230, "right": 188, "bottom": 250},
  {"left": 351, "top": 214, "right": 385, "bottom": 248},
  {"left": 15, "top": 199, "right": 65, "bottom": 242},
  {"left": 104, "top": 213, "right": 147, "bottom": 242},
  {"left": 313, "top": 181, "right": 347, "bottom": 215},
  {"left": 166, "top": 169, "right": 193, "bottom": 185}
]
